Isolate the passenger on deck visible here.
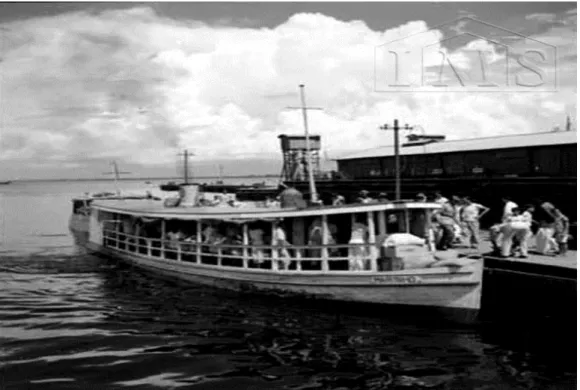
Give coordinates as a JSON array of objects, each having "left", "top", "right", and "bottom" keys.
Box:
[
  {"left": 460, "top": 197, "right": 490, "bottom": 249},
  {"left": 273, "top": 221, "right": 291, "bottom": 270},
  {"left": 249, "top": 228, "right": 265, "bottom": 264},
  {"left": 357, "top": 190, "right": 373, "bottom": 204},
  {"left": 377, "top": 193, "right": 390, "bottom": 203},
  {"left": 348, "top": 222, "right": 369, "bottom": 270},
  {"left": 219, "top": 226, "right": 241, "bottom": 255},
  {"left": 307, "top": 219, "right": 338, "bottom": 259},
  {"left": 331, "top": 193, "right": 346, "bottom": 206},
  {"left": 279, "top": 185, "right": 307, "bottom": 209},
  {"left": 166, "top": 230, "right": 184, "bottom": 250},
  {"left": 415, "top": 193, "right": 427, "bottom": 202},
  {"left": 434, "top": 192, "right": 449, "bottom": 205}
]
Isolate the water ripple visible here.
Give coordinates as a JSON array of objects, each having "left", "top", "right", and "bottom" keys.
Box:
[{"left": 0, "top": 253, "right": 576, "bottom": 389}]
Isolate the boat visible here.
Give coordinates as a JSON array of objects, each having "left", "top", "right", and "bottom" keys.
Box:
[
  {"left": 0, "top": 180, "right": 12, "bottom": 185},
  {"left": 83, "top": 183, "right": 483, "bottom": 324},
  {"left": 76, "top": 85, "right": 483, "bottom": 323}
]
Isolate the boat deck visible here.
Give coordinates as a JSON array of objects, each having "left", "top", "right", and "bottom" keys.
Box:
[
  {"left": 91, "top": 199, "right": 441, "bottom": 218},
  {"left": 93, "top": 198, "right": 289, "bottom": 215}
]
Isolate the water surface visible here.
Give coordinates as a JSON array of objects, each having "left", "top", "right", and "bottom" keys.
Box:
[{"left": 0, "top": 180, "right": 576, "bottom": 389}]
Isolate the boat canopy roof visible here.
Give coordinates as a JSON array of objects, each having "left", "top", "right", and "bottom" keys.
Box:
[{"left": 91, "top": 199, "right": 441, "bottom": 222}]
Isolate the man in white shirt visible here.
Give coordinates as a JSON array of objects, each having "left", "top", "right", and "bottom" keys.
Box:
[
  {"left": 501, "top": 208, "right": 531, "bottom": 258},
  {"left": 460, "top": 197, "right": 490, "bottom": 249},
  {"left": 502, "top": 197, "right": 518, "bottom": 221}
]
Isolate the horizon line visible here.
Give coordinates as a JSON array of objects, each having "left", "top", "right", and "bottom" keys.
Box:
[{"left": 5, "top": 174, "right": 280, "bottom": 183}]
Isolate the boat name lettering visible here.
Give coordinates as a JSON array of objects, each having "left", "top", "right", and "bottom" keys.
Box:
[{"left": 372, "top": 275, "right": 421, "bottom": 284}]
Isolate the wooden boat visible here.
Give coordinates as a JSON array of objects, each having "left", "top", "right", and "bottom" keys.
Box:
[{"left": 82, "top": 184, "right": 483, "bottom": 324}]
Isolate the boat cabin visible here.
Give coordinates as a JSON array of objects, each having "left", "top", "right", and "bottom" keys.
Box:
[{"left": 89, "top": 185, "right": 440, "bottom": 273}]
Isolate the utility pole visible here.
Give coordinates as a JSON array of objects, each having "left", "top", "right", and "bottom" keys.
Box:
[
  {"left": 286, "top": 84, "right": 323, "bottom": 204},
  {"left": 380, "top": 120, "right": 413, "bottom": 201}
]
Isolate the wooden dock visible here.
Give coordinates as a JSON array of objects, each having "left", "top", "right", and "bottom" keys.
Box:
[{"left": 477, "top": 239, "right": 576, "bottom": 322}]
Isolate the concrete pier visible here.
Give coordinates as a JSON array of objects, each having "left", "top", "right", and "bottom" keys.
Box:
[{"left": 480, "top": 244, "right": 576, "bottom": 322}]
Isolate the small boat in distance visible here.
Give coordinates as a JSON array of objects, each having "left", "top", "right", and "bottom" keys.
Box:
[
  {"left": 68, "top": 162, "right": 158, "bottom": 241},
  {"left": 0, "top": 180, "right": 12, "bottom": 185}
]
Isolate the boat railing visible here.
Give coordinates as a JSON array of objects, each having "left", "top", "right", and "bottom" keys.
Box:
[{"left": 102, "top": 229, "right": 381, "bottom": 272}]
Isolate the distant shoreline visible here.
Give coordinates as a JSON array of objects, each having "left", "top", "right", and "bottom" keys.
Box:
[{"left": 8, "top": 175, "right": 279, "bottom": 183}]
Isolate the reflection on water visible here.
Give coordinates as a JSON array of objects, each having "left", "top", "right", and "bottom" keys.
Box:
[
  {"left": 0, "top": 181, "right": 576, "bottom": 389},
  {"left": 0, "top": 253, "right": 575, "bottom": 389}
]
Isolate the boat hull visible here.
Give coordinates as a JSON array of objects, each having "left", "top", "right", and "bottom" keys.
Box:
[{"left": 87, "top": 243, "right": 483, "bottom": 324}]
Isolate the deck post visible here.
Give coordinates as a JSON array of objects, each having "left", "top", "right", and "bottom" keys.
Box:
[
  {"left": 367, "top": 211, "right": 377, "bottom": 271},
  {"left": 404, "top": 209, "right": 410, "bottom": 233},
  {"left": 196, "top": 221, "right": 202, "bottom": 263},
  {"left": 177, "top": 243, "right": 182, "bottom": 262},
  {"left": 147, "top": 239, "right": 152, "bottom": 257},
  {"left": 321, "top": 215, "right": 329, "bottom": 272},
  {"left": 242, "top": 223, "right": 249, "bottom": 268},
  {"left": 295, "top": 250, "right": 302, "bottom": 271},
  {"left": 378, "top": 210, "right": 387, "bottom": 236},
  {"left": 217, "top": 247, "right": 222, "bottom": 266},
  {"left": 271, "top": 222, "right": 278, "bottom": 271},
  {"left": 161, "top": 219, "right": 166, "bottom": 259},
  {"left": 114, "top": 214, "right": 120, "bottom": 249},
  {"left": 425, "top": 209, "right": 435, "bottom": 251}
]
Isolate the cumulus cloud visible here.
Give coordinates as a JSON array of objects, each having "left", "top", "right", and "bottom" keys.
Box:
[{"left": 0, "top": 6, "right": 576, "bottom": 178}]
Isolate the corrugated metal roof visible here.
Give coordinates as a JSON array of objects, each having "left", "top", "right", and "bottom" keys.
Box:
[{"left": 338, "top": 130, "right": 577, "bottom": 161}]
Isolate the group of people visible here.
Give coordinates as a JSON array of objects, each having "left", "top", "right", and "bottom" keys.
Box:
[
  {"left": 490, "top": 199, "right": 570, "bottom": 258},
  {"left": 431, "top": 193, "right": 571, "bottom": 257},
  {"left": 331, "top": 189, "right": 572, "bottom": 258}
]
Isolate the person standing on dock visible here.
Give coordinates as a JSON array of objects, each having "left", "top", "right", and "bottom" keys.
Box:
[
  {"left": 501, "top": 208, "right": 531, "bottom": 258},
  {"left": 502, "top": 197, "right": 518, "bottom": 220},
  {"left": 434, "top": 201, "right": 459, "bottom": 250},
  {"left": 460, "top": 197, "right": 490, "bottom": 249},
  {"left": 540, "top": 202, "right": 570, "bottom": 256},
  {"left": 450, "top": 196, "right": 465, "bottom": 243}
]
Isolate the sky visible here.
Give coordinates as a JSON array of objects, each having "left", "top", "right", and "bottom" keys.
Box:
[{"left": 0, "top": 2, "right": 576, "bottom": 180}]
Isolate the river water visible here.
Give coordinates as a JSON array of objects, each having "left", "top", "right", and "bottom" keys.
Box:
[{"left": 0, "top": 180, "right": 576, "bottom": 389}]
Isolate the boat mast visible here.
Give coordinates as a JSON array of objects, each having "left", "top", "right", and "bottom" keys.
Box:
[
  {"left": 178, "top": 149, "right": 193, "bottom": 184},
  {"left": 287, "top": 84, "right": 322, "bottom": 203},
  {"left": 184, "top": 149, "right": 188, "bottom": 184},
  {"left": 112, "top": 161, "right": 120, "bottom": 196},
  {"left": 103, "top": 161, "right": 131, "bottom": 196}
]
